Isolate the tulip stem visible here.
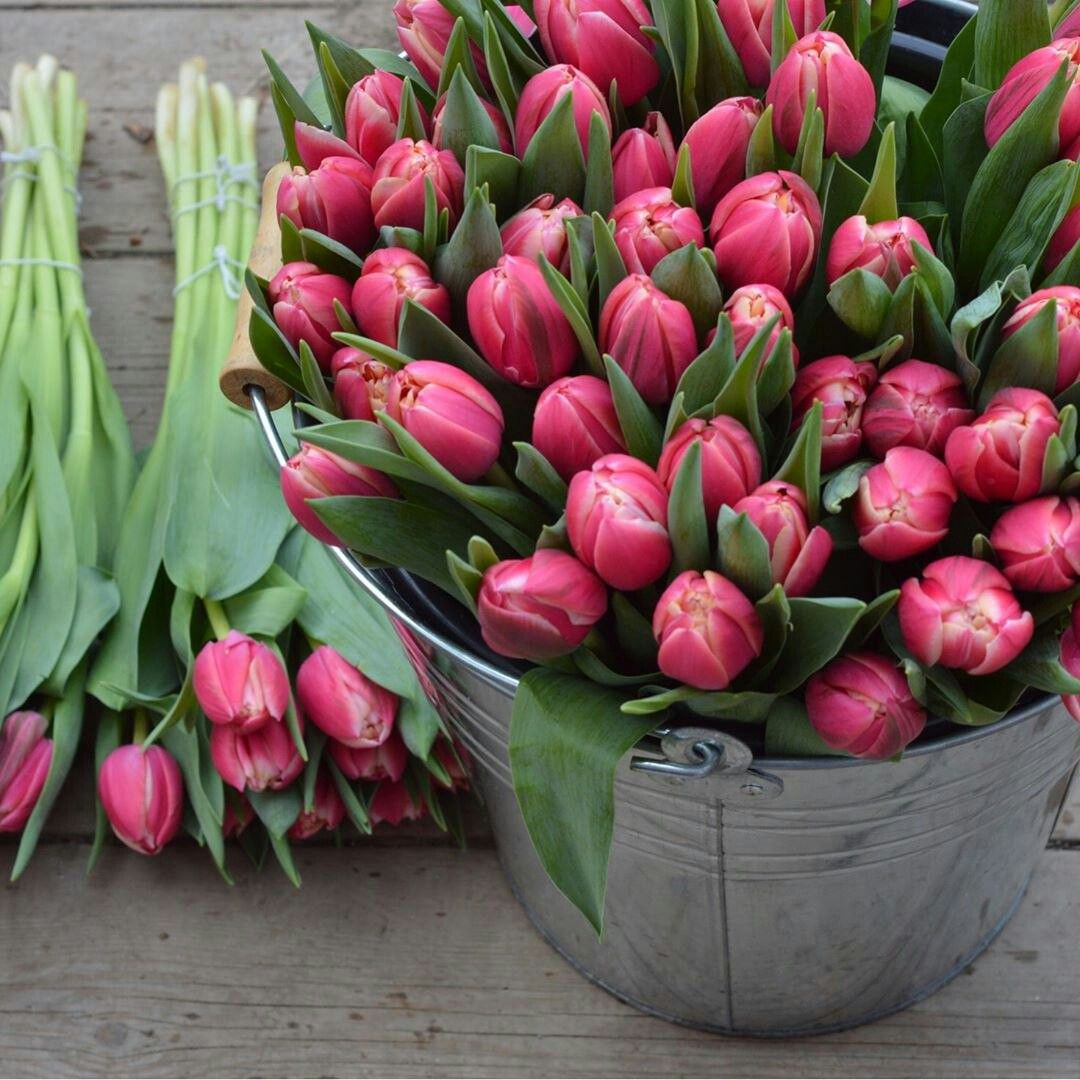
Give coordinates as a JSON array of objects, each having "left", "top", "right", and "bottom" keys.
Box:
[
  {"left": 203, "top": 598, "right": 231, "bottom": 641},
  {"left": 132, "top": 709, "right": 149, "bottom": 746}
]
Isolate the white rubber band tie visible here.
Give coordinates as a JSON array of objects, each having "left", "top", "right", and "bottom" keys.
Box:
[
  {"left": 0, "top": 257, "right": 83, "bottom": 277},
  {"left": 171, "top": 155, "right": 258, "bottom": 217},
  {"left": 171, "top": 244, "right": 245, "bottom": 300},
  {"left": 1, "top": 146, "right": 82, "bottom": 210}
]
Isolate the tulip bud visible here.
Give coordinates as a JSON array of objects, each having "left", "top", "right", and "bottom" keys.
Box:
[
  {"left": 350, "top": 247, "right": 451, "bottom": 349},
  {"left": 432, "top": 91, "right": 512, "bottom": 154},
  {"left": 1002, "top": 286, "right": 1080, "bottom": 395},
  {"left": 681, "top": 97, "right": 762, "bottom": 217},
  {"left": 1047, "top": 205, "right": 1080, "bottom": 273},
  {"left": 394, "top": 0, "right": 488, "bottom": 91},
  {"left": 853, "top": 448, "right": 958, "bottom": 562},
  {"left": 532, "top": 375, "right": 626, "bottom": 481},
  {"left": 97, "top": 744, "right": 183, "bottom": 855},
  {"left": 329, "top": 730, "right": 409, "bottom": 783},
  {"left": 268, "top": 262, "right": 353, "bottom": 370},
  {"left": 733, "top": 481, "right": 832, "bottom": 596},
  {"left": 986, "top": 37, "right": 1080, "bottom": 161},
  {"left": 612, "top": 113, "right": 677, "bottom": 203},
  {"left": 767, "top": 31, "right": 876, "bottom": 157},
  {"left": 826, "top": 215, "right": 933, "bottom": 290},
  {"left": 387, "top": 360, "right": 505, "bottom": 481},
  {"left": 861, "top": 359, "right": 975, "bottom": 459},
  {"left": 433, "top": 737, "right": 470, "bottom": 791},
  {"left": 466, "top": 255, "right": 580, "bottom": 387},
  {"left": 280, "top": 443, "right": 398, "bottom": 547},
  {"left": 610, "top": 187, "right": 706, "bottom": 275},
  {"left": 210, "top": 716, "right": 305, "bottom": 793},
  {"left": 499, "top": 194, "right": 584, "bottom": 275},
  {"left": 717, "top": 0, "right": 827, "bottom": 88},
  {"left": 711, "top": 170, "right": 823, "bottom": 298},
  {"left": 658, "top": 416, "right": 762, "bottom": 523},
  {"left": 790, "top": 355, "right": 878, "bottom": 471},
  {"left": 345, "top": 71, "right": 429, "bottom": 166},
  {"left": 566, "top": 454, "right": 672, "bottom": 590},
  {"left": 288, "top": 769, "right": 346, "bottom": 841},
  {"left": 477, "top": 550, "right": 608, "bottom": 661},
  {"left": 944, "top": 388, "right": 1061, "bottom": 503},
  {"left": 276, "top": 157, "right": 375, "bottom": 255},
  {"left": 805, "top": 652, "right": 926, "bottom": 760},
  {"left": 598, "top": 274, "right": 698, "bottom": 404},
  {"left": 193, "top": 629, "right": 291, "bottom": 734},
  {"left": 370, "top": 138, "right": 465, "bottom": 232},
  {"left": 0, "top": 711, "right": 52, "bottom": 833},
  {"left": 899, "top": 557, "right": 1034, "bottom": 676},
  {"left": 370, "top": 780, "right": 426, "bottom": 826},
  {"left": 331, "top": 348, "right": 395, "bottom": 422},
  {"left": 1059, "top": 603, "right": 1080, "bottom": 721},
  {"left": 652, "top": 570, "right": 763, "bottom": 690},
  {"left": 293, "top": 121, "right": 363, "bottom": 172},
  {"left": 514, "top": 64, "right": 612, "bottom": 159},
  {"left": 721, "top": 284, "right": 799, "bottom": 365},
  {"left": 296, "top": 645, "right": 399, "bottom": 749},
  {"left": 990, "top": 496, "right": 1080, "bottom": 593},
  {"left": 533, "top": 0, "right": 660, "bottom": 106}
]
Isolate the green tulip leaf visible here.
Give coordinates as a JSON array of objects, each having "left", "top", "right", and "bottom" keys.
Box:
[
  {"left": 513, "top": 441, "right": 569, "bottom": 515},
  {"left": 828, "top": 268, "right": 894, "bottom": 340},
  {"left": 973, "top": 0, "right": 1051, "bottom": 91},
  {"left": 592, "top": 212, "right": 628, "bottom": 313},
  {"left": 668, "top": 441, "right": 711, "bottom": 575},
  {"left": 715, "top": 507, "right": 773, "bottom": 600},
  {"left": 583, "top": 111, "right": 614, "bottom": 217},
  {"left": 980, "top": 297, "right": 1060, "bottom": 409},
  {"left": 518, "top": 92, "right": 587, "bottom": 206},
  {"left": 681, "top": 316, "right": 737, "bottom": 415},
  {"left": 764, "top": 696, "right": 848, "bottom": 757},
  {"left": 773, "top": 400, "right": 823, "bottom": 523},
  {"left": 603, "top": 354, "right": 664, "bottom": 466}
]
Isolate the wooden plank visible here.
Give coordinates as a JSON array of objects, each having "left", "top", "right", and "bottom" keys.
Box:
[{"left": 0, "top": 843, "right": 1076, "bottom": 1078}]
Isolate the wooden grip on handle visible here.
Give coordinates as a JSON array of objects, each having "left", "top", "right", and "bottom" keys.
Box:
[{"left": 220, "top": 160, "right": 293, "bottom": 411}]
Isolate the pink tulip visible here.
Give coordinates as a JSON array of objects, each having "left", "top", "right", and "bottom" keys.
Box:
[
  {"left": 944, "top": 388, "right": 1061, "bottom": 503},
  {"left": 1061, "top": 8, "right": 1080, "bottom": 37},
  {"left": 329, "top": 730, "right": 408, "bottom": 783},
  {"left": 1059, "top": 603, "right": 1080, "bottom": 721},
  {"left": 293, "top": 121, "right": 363, "bottom": 172},
  {"left": 331, "top": 348, "right": 395, "bottom": 422},
  {"left": 387, "top": 360, "right": 505, "bottom": 481},
  {"left": 711, "top": 170, "right": 823, "bottom": 298},
  {"left": 370, "top": 138, "right": 465, "bottom": 232},
  {"left": 612, "top": 113, "right": 676, "bottom": 203},
  {"left": 533, "top": 0, "right": 660, "bottom": 106},
  {"left": 733, "top": 481, "right": 832, "bottom": 596},
  {"left": 433, "top": 737, "right": 470, "bottom": 791},
  {"left": 296, "top": 645, "right": 399, "bottom": 749},
  {"left": 288, "top": 769, "right": 346, "bottom": 841},
  {"left": 477, "top": 550, "right": 608, "bottom": 661},
  {"left": 276, "top": 157, "right": 375, "bottom": 255},
  {"left": 432, "top": 91, "right": 512, "bottom": 154},
  {"left": 370, "top": 781, "right": 426, "bottom": 826},
  {"left": 466, "top": 255, "right": 579, "bottom": 387},
  {"left": 652, "top": 570, "right": 763, "bottom": 690},
  {"left": 97, "top": 744, "right": 183, "bottom": 855},
  {"left": 805, "top": 652, "right": 926, "bottom": 760},
  {"left": 499, "top": 194, "right": 584, "bottom": 275},
  {"left": 658, "top": 416, "right": 762, "bottom": 523},
  {"left": 766, "top": 31, "right": 876, "bottom": 157},
  {"left": 532, "top": 374, "right": 626, "bottom": 481},
  {"left": 506, "top": 5, "right": 538, "bottom": 37},
  {"left": 1002, "top": 286, "right": 1080, "bottom": 394},
  {"left": 394, "top": 0, "right": 488, "bottom": 91},
  {"left": 598, "top": 274, "right": 698, "bottom": 404},
  {"left": 990, "top": 496, "right": 1080, "bottom": 593},
  {"left": 826, "top": 215, "right": 933, "bottom": 289},
  {"left": 861, "top": 359, "right": 975, "bottom": 459},
  {"left": 1046, "top": 205, "right": 1080, "bottom": 273},
  {"left": 853, "top": 447, "right": 958, "bottom": 562},
  {"left": 899, "top": 556, "right": 1035, "bottom": 675},
  {"left": 722, "top": 284, "right": 799, "bottom": 365},
  {"left": 610, "top": 187, "right": 706, "bottom": 275},
  {"left": 280, "top": 444, "right": 398, "bottom": 547},
  {"left": 210, "top": 716, "right": 305, "bottom": 793},
  {"left": 193, "top": 630, "right": 291, "bottom": 734},
  {"left": 345, "top": 71, "right": 429, "bottom": 166},
  {"left": 985, "top": 37, "right": 1080, "bottom": 161},
  {"left": 514, "top": 64, "right": 611, "bottom": 159},
  {"left": 681, "top": 97, "right": 762, "bottom": 217},
  {"left": 790, "top": 355, "right": 878, "bottom": 470},
  {"left": 717, "top": 0, "right": 827, "bottom": 88},
  {"left": 268, "top": 262, "right": 353, "bottom": 370},
  {"left": 566, "top": 454, "right": 672, "bottom": 590},
  {"left": 351, "top": 247, "right": 451, "bottom": 350},
  {"left": 0, "top": 711, "right": 52, "bottom": 833}
]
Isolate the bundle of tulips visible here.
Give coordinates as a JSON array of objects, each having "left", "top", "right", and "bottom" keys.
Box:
[{"left": 246, "top": 0, "right": 1080, "bottom": 924}]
